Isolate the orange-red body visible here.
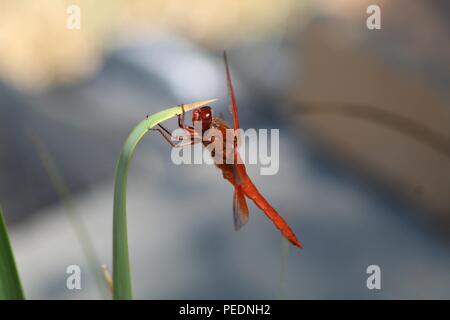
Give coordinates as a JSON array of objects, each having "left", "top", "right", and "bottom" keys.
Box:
[
  {"left": 204, "top": 116, "right": 302, "bottom": 248},
  {"left": 153, "top": 52, "right": 302, "bottom": 248}
]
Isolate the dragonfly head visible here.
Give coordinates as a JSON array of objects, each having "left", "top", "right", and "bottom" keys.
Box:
[{"left": 192, "top": 106, "right": 213, "bottom": 131}]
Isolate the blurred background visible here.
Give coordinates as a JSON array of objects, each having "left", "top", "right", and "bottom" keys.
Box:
[{"left": 1, "top": 0, "right": 450, "bottom": 299}]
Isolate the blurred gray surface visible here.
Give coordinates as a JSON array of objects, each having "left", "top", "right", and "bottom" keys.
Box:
[
  {"left": 10, "top": 130, "right": 450, "bottom": 299},
  {"left": 2, "top": 32, "right": 450, "bottom": 299}
]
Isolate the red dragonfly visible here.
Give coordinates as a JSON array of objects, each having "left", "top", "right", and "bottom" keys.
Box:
[{"left": 152, "top": 52, "right": 302, "bottom": 248}]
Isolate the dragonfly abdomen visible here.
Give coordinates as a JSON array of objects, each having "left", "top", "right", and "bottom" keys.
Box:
[{"left": 240, "top": 174, "right": 302, "bottom": 248}]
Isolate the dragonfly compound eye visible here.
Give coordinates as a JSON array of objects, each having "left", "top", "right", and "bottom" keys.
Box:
[{"left": 200, "top": 106, "right": 212, "bottom": 120}]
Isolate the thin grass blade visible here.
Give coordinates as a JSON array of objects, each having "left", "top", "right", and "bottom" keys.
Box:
[{"left": 0, "top": 207, "right": 25, "bottom": 300}]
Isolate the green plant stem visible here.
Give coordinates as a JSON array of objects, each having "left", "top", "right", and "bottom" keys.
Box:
[
  {"left": 0, "top": 206, "right": 25, "bottom": 300},
  {"left": 112, "top": 99, "right": 216, "bottom": 300}
]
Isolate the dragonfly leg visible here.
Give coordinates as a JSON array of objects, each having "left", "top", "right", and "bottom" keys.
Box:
[
  {"left": 178, "top": 104, "right": 195, "bottom": 131},
  {"left": 157, "top": 123, "right": 173, "bottom": 136},
  {"left": 177, "top": 104, "right": 202, "bottom": 144},
  {"left": 145, "top": 114, "right": 186, "bottom": 139},
  {"left": 178, "top": 104, "right": 186, "bottom": 128},
  {"left": 149, "top": 128, "right": 194, "bottom": 148},
  {"left": 171, "top": 140, "right": 195, "bottom": 148},
  {"left": 150, "top": 128, "right": 178, "bottom": 147},
  {"left": 156, "top": 124, "right": 186, "bottom": 141},
  {"left": 234, "top": 135, "right": 238, "bottom": 164}
]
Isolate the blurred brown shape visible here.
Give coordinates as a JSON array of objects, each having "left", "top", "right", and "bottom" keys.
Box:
[
  {"left": 292, "top": 24, "right": 450, "bottom": 226},
  {"left": 0, "top": 0, "right": 304, "bottom": 91}
]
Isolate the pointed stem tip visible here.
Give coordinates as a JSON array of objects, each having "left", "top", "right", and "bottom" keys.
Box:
[{"left": 177, "top": 98, "right": 218, "bottom": 114}]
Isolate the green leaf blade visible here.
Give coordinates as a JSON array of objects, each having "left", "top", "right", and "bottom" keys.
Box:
[{"left": 0, "top": 207, "right": 25, "bottom": 300}]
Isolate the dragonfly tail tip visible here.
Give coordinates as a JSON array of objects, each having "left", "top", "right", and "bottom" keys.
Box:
[{"left": 291, "top": 238, "right": 303, "bottom": 249}]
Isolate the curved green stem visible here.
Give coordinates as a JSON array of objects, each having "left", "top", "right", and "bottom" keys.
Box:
[{"left": 112, "top": 99, "right": 216, "bottom": 300}]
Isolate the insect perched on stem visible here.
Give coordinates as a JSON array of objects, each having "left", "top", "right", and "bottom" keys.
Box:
[{"left": 152, "top": 52, "right": 302, "bottom": 248}]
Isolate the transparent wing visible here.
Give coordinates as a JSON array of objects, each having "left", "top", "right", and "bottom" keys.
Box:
[
  {"left": 232, "top": 167, "right": 249, "bottom": 230},
  {"left": 224, "top": 51, "right": 249, "bottom": 230},
  {"left": 223, "top": 51, "right": 240, "bottom": 131}
]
